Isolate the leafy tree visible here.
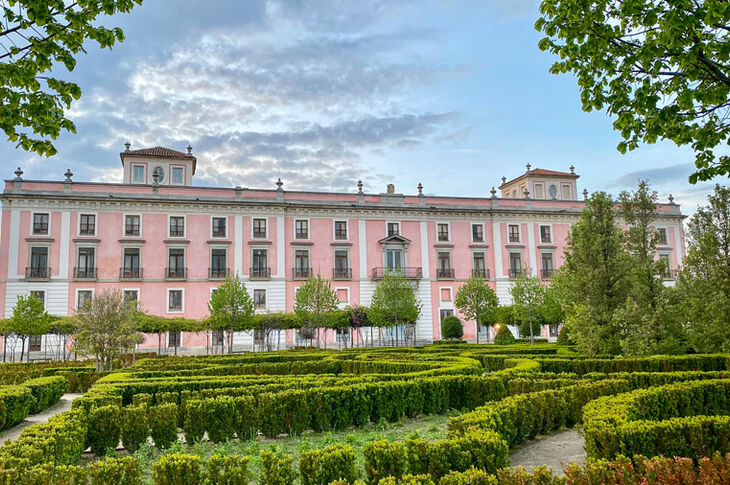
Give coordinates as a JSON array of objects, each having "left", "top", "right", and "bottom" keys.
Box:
[
  {"left": 346, "top": 305, "right": 369, "bottom": 347},
  {"left": 454, "top": 277, "right": 499, "bottom": 343},
  {"left": 252, "top": 313, "right": 298, "bottom": 351},
  {"left": 677, "top": 185, "right": 730, "bottom": 352},
  {"left": 208, "top": 275, "right": 255, "bottom": 354},
  {"left": 510, "top": 273, "right": 546, "bottom": 345},
  {"left": 440, "top": 315, "right": 464, "bottom": 340},
  {"left": 294, "top": 275, "right": 339, "bottom": 348},
  {"left": 1, "top": 0, "right": 142, "bottom": 156},
  {"left": 7, "top": 294, "right": 52, "bottom": 361},
  {"left": 368, "top": 272, "right": 422, "bottom": 346},
  {"left": 494, "top": 325, "right": 516, "bottom": 345},
  {"left": 540, "top": 285, "right": 564, "bottom": 328},
  {"left": 73, "top": 290, "right": 140, "bottom": 371},
  {"left": 553, "top": 192, "right": 630, "bottom": 355},
  {"left": 537, "top": 1, "right": 730, "bottom": 183}
]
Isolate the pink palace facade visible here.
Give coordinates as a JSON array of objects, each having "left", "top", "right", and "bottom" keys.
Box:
[{"left": 0, "top": 146, "right": 686, "bottom": 354}]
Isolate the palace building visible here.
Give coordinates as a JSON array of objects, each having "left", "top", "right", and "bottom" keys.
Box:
[{"left": 0, "top": 145, "right": 686, "bottom": 354}]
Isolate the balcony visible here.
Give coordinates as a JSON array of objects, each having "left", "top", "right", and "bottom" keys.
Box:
[
  {"left": 509, "top": 268, "right": 522, "bottom": 279},
  {"left": 541, "top": 269, "right": 553, "bottom": 280},
  {"left": 74, "top": 267, "right": 97, "bottom": 280},
  {"left": 166, "top": 267, "right": 188, "bottom": 280},
  {"left": 25, "top": 267, "right": 50, "bottom": 280},
  {"left": 662, "top": 269, "right": 676, "bottom": 280},
  {"left": 437, "top": 268, "right": 455, "bottom": 280},
  {"left": 293, "top": 267, "right": 312, "bottom": 279},
  {"left": 250, "top": 267, "right": 271, "bottom": 280},
  {"left": 371, "top": 267, "right": 422, "bottom": 279},
  {"left": 472, "top": 268, "right": 490, "bottom": 279},
  {"left": 120, "top": 267, "right": 142, "bottom": 280},
  {"left": 333, "top": 268, "right": 352, "bottom": 280},
  {"left": 209, "top": 267, "right": 230, "bottom": 280}
]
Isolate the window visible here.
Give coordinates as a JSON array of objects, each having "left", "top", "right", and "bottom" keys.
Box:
[
  {"left": 29, "top": 335, "right": 42, "bottom": 352},
  {"left": 77, "top": 290, "right": 93, "bottom": 310},
  {"left": 132, "top": 165, "right": 145, "bottom": 183},
  {"left": 30, "top": 290, "right": 45, "bottom": 307},
  {"left": 211, "top": 330, "right": 225, "bottom": 347},
  {"left": 168, "top": 330, "right": 180, "bottom": 347},
  {"left": 152, "top": 166, "right": 165, "bottom": 183},
  {"left": 437, "top": 252, "right": 453, "bottom": 279},
  {"left": 167, "top": 248, "right": 186, "bottom": 279},
  {"left": 385, "top": 248, "right": 403, "bottom": 272},
  {"left": 437, "top": 223, "right": 449, "bottom": 242},
  {"left": 440, "top": 288, "right": 452, "bottom": 302},
  {"left": 660, "top": 254, "right": 673, "bottom": 279},
  {"left": 440, "top": 309, "right": 454, "bottom": 323},
  {"left": 28, "top": 247, "right": 49, "bottom": 279},
  {"left": 540, "top": 225, "right": 552, "bottom": 244},
  {"left": 253, "top": 289, "right": 266, "bottom": 309},
  {"left": 508, "top": 224, "right": 520, "bottom": 243},
  {"left": 472, "top": 224, "right": 484, "bottom": 242},
  {"left": 656, "top": 228, "right": 668, "bottom": 245},
  {"left": 168, "top": 290, "right": 183, "bottom": 311},
  {"left": 171, "top": 166, "right": 184, "bottom": 185},
  {"left": 295, "top": 220, "right": 309, "bottom": 239},
  {"left": 79, "top": 214, "right": 95, "bottom": 235},
  {"left": 169, "top": 216, "right": 185, "bottom": 237},
  {"left": 76, "top": 247, "right": 96, "bottom": 279},
  {"left": 251, "top": 249, "right": 269, "bottom": 278},
  {"left": 334, "top": 250, "right": 350, "bottom": 279},
  {"left": 509, "top": 253, "right": 522, "bottom": 278},
  {"left": 548, "top": 185, "right": 557, "bottom": 198},
  {"left": 473, "top": 252, "right": 487, "bottom": 278},
  {"left": 294, "top": 250, "right": 310, "bottom": 278},
  {"left": 534, "top": 184, "right": 545, "bottom": 199},
  {"left": 32, "top": 213, "right": 49, "bottom": 235},
  {"left": 123, "top": 290, "right": 138, "bottom": 305},
  {"left": 253, "top": 218, "right": 267, "bottom": 238},
  {"left": 212, "top": 217, "right": 226, "bottom": 238},
  {"left": 549, "top": 324, "right": 560, "bottom": 338},
  {"left": 561, "top": 184, "right": 572, "bottom": 199},
  {"left": 210, "top": 248, "right": 227, "bottom": 278},
  {"left": 387, "top": 222, "right": 400, "bottom": 237},
  {"left": 336, "top": 288, "right": 349, "bottom": 303},
  {"left": 334, "top": 221, "right": 348, "bottom": 240},
  {"left": 125, "top": 215, "right": 140, "bottom": 236},
  {"left": 541, "top": 253, "right": 554, "bottom": 280},
  {"left": 122, "top": 248, "right": 141, "bottom": 278}
]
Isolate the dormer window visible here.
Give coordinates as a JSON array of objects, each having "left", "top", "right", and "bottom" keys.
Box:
[
  {"left": 152, "top": 166, "right": 165, "bottom": 183},
  {"left": 132, "top": 165, "right": 145, "bottom": 184},
  {"left": 548, "top": 185, "right": 557, "bottom": 198},
  {"left": 171, "top": 166, "right": 184, "bottom": 185}
]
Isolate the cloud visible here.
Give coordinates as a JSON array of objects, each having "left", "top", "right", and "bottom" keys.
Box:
[{"left": 613, "top": 163, "right": 694, "bottom": 187}]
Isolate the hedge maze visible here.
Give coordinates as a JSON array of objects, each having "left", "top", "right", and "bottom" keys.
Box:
[{"left": 2, "top": 344, "right": 730, "bottom": 484}]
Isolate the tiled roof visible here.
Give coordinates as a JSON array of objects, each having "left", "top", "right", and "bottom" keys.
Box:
[
  {"left": 499, "top": 167, "right": 578, "bottom": 188},
  {"left": 120, "top": 146, "right": 197, "bottom": 173}
]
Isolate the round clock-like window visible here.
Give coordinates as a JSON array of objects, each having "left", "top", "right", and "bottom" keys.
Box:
[
  {"left": 152, "top": 166, "right": 165, "bottom": 183},
  {"left": 548, "top": 184, "right": 557, "bottom": 198}
]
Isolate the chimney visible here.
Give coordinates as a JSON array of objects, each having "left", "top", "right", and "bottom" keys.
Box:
[{"left": 386, "top": 184, "right": 395, "bottom": 194}]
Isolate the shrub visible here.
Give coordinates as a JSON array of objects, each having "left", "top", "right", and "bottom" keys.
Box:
[
  {"left": 204, "top": 396, "right": 236, "bottom": 443},
  {"left": 183, "top": 399, "right": 205, "bottom": 444},
  {"left": 22, "top": 376, "right": 67, "bottom": 414},
  {"left": 86, "top": 405, "right": 121, "bottom": 456},
  {"left": 206, "top": 454, "right": 249, "bottom": 485},
  {"left": 378, "top": 475, "right": 435, "bottom": 485},
  {"left": 364, "top": 440, "right": 408, "bottom": 484},
  {"left": 441, "top": 316, "right": 464, "bottom": 340},
  {"left": 494, "top": 326, "right": 515, "bottom": 345},
  {"left": 0, "top": 385, "right": 33, "bottom": 429},
  {"left": 299, "top": 444, "right": 358, "bottom": 485},
  {"left": 153, "top": 453, "right": 202, "bottom": 485},
  {"left": 149, "top": 403, "right": 178, "bottom": 450},
  {"left": 261, "top": 449, "right": 297, "bottom": 485},
  {"left": 87, "top": 456, "right": 140, "bottom": 485},
  {"left": 233, "top": 395, "right": 256, "bottom": 439},
  {"left": 440, "top": 468, "right": 498, "bottom": 485},
  {"left": 556, "top": 324, "right": 574, "bottom": 346},
  {"left": 121, "top": 405, "right": 148, "bottom": 453}
]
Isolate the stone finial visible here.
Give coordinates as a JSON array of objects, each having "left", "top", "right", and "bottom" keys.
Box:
[
  {"left": 64, "top": 169, "right": 73, "bottom": 183},
  {"left": 569, "top": 164, "right": 575, "bottom": 174},
  {"left": 583, "top": 188, "right": 588, "bottom": 199},
  {"left": 668, "top": 193, "right": 675, "bottom": 205},
  {"left": 417, "top": 182, "right": 423, "bottom": 195},
  {"left": 386, "top": 183, "right": 395, "bottom": 194},
  {"left": 276, "top": 178, "right": 283, "bottom": 190},
  {"left": 526, "top": 163, "right": 532, "bottom": 173},
  {"left": 186, "top": 144, "right": 193, "bottom": 156},
  {"left": 490, "top": 187, "right": 497, "bottom": 198},
  {"left": 524, "top": 188, "right": 530, "bottom": 199},
  {"left": 357, "top": 179, "right": 363, "bottom": 194},
  {"left": 13, "top": 167, "right": 23, "bottom": 181},
  {"left": 501, "top": 176, "right": 506, "bottom": 184},
  {"left": 124, "top": 142, "right": 131, "bottom": 152},
  {"left": 152, "top": 170, "right": 160, "bottom": 186}
]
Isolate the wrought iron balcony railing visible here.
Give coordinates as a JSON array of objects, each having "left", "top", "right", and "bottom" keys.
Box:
[
  {"left": 120, "top": 267, "right": 142, "bottom": 279},
  {"left": 371, "top": 267, "right": 422, "bottom": 279},
  {"left": 209, "top": 267, "right": 230, "bottom": 279},
  {"left": 74, "top": 267, "right": 97, "bottom": 279},
  {"left": 25, "top": 267, "right": 50, "bottom": 280},
  {"left": 166, "top": 268, "right": 188, "bottom": 280},
  {"left": 436, "top": 268, "right": 455, "bottom": 279},
  {"left": 333, "top": 268, "right": 352, "bottom": 280},
  {"left": 250, "top": 267, "right": 271, "bottom": 279}
]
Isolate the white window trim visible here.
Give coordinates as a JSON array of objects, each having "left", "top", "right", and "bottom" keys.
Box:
[
  {"left": 251, "top": 217, "right": 268, "bottom": 239},
  {"left": 507, "top": 224, "right": 521, "bottom": 244},
  {"left": 210, "top": 215, "right": 228, "bottom": 239},
  {"left": 167, "top": 214, "right": 187, "bottom": 238},
  {"left": 436, "top": 221, "right": 451, "bottom": 243},
  {"left": 655, "top": 227, "right": 669, "bottom": 246},
  {"left": 253, "top": 288, "right": 267, "bottom": 310},
  {"left": 123, "top": 288, "right": 141, "bottom": 309},
  {"left": 533, "top": 182, "right": 545, "bottom": 199},
  {"left": 333, "top": 219, "right": 349, "bottom": 241},
  {"left": 382, "top": 244, "right": 408, "bottom": 268},
  {"left": 334, "top": 286, "right": 350, "bottom": 307},
  {"left": 294, "top": 218, "right": 310, "bottom": 240},
  {"left": 167, "top": 245, "right": 187, "bottom": 268},
  {"left": 333, "top": 247, "right": 350, "bottom": 265},
  {"left": 28, "top": 243, "right": 51, "bottom": 268},
  {"left": 75, "top": 288, "right": 95, "bottom": 311},
  {"left": 29, "top": 290, "right": 46, "bottom": 309},
  {"left": 166, "top": 288, "right": 185, "bottom": 313},
  {"left": 470, "top": 222, "right": 485, "bottom": 243},
  {"left": 385, "top": 220, "right": 401, "bottom": 237},
  {"left": 439, "top": 286, "right": 453, "bottom": 304},
  {"left": 31, "top": 210, "right": 51, "bottom": 236},
  {"left": 123, "top": 213, "right": 143, "bottom": 238},
  {"left": 210, "top": 246, "right": 228, "bottom": 271},
  {"left": 167, "top": 330, "right": 183, "bottom": 347},
  {"left": 561, "top": 183, "right": 572, "bottom": 200},
  {"left": 131, "top": 164, "right": 147, "bottom": 184},
  {"left": 538, "top": 224, "right": 553, "bottom": 244},
  {"left": 76, "top": 212, "right": 98, "bottom": 237},
  {"left": 170, "top": 165, "right": 185, "bottom": 186}
]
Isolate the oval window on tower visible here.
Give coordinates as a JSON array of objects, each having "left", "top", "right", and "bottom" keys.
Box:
[
  {"left": 548, "top": 184, "right": 557, "bottom": 198},
  {"left": 152, "top": 166, "right": 165, "bottom": 183}
]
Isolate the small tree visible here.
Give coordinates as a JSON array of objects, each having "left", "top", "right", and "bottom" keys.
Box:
[
  {"left": 368, "top": 272, "right": 422, "bottom": 346},
  {"left": 208, "top": 275, "right": 255, "bottom": 353},
  {"left": 8, "top": 295, "right": 52, "bottom": 361},
  {"left": 455, "top": 277, "right": 499, "bottom": 343},
  {"left": 74, "top": 291, "right": 140, "bottom": 371},
  {"left": 494, "top": 325, "right": 516, "bottom": 345},
  {"left": 294, "top": 275, "right": 340, "bottom": 349},
  {"left": 510, "top": 272, "right": 546, "bottom": 345}
]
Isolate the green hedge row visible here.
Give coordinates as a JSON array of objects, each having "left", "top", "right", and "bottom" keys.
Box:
[
  {"left": 154, "top": 453, "right": 249, "bottom": 485},
  {"left": 534, "top": 355, "right": 729, "bottom": 375},
  {"left": 0, "top": 456, "right": 139, "bottom": 485},
  {"left": 22, "top": 376, "right": 67, "bottom": 414},
  {"left": 583, "top": 379, "right": 730, "bottom": 460},
  {"left": 0, "top": 386, "right": 32, "bottom": 431}
]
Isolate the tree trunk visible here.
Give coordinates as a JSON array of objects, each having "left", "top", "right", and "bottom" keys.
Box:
[
  {"left": 528, "top": 307, "right": 534, "bottom": 345},
  {"left": 19, "top": 336, "right": 25, "bottom": 362}
]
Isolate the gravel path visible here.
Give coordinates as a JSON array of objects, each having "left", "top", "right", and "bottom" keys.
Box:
[
  {"left": 0, "top": 393, "right": 84, "bottom": 445},
  {"left": 509, "top": 428, "right": 586, "bottom": 476}
]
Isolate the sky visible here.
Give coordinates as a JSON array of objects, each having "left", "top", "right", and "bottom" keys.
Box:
[{"left": 0, "top": 0, "right": 722, "bottom": 215}]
